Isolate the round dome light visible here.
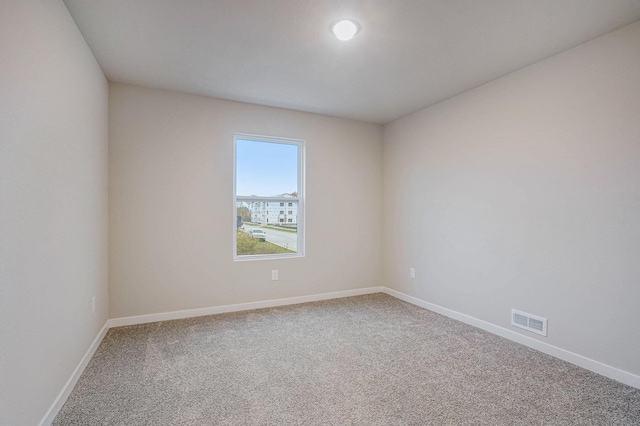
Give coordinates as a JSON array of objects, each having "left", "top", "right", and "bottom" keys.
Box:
[{"left": 332, "top": 20, "right": 359, "bottom": 41}]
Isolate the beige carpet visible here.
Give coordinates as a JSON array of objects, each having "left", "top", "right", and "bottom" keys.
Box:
[{"left": 53, "top": 294, "right": 640, "bottom": 425}]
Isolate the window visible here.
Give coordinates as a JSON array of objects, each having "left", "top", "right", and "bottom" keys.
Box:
[{"left": 234, "top": 134, "right": 304, "bottom": 259}]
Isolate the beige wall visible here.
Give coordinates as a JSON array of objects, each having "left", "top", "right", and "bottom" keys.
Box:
[
  {"left": 0, "top": 1, "right": 109, "bottom": 425},
  {"left": 383, "top": 21, "right": 640, "bottom": 376},
  {"left": 109, "top": 84, "right": 383, "bottom": 318}
]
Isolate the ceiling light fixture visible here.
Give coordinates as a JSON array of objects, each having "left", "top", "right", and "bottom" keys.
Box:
[{"left": 331, "top": 20, "right": 359, "bottom": 41}]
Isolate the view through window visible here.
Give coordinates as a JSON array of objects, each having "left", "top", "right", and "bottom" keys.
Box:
[{"left": 234, "top": 135, "right": 304, "bottom": 259}]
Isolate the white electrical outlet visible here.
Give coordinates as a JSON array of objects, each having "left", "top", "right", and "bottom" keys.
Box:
[
  {"left": 91, "top": 296, "right": 96, "bottom": 314},
  {"left": 271, "top": 270, "right": 279, "bottom": 281},
  {"left": 409, "top": 268, "right": 416, "bottom": 279}
]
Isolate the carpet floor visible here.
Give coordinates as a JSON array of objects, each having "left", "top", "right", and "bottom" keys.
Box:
[{"left": 53, "top": 294, "right": 640, "bottom": 425}]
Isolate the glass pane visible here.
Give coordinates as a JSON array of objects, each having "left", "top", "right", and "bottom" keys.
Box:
[
  {"left": 236, "top": 200, "right": 298, "bottom": 256},
  {"left": 236, "top": 139, "right": 298, "bottom": 197}
]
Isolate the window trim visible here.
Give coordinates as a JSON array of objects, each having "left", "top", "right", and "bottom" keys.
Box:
[{"left": 233, "top": 133, "right": 305, "bottom": 261}]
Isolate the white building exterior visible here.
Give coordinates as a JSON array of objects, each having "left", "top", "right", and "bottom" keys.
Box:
[
  {"left": 249, "top": 200, "right": 298, "bottom": 226},
  {"left": 245, "top": 193, "right": 298, "bottom": 226}
]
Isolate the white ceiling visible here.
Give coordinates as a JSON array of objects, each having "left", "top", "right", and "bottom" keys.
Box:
[{"left": 63, "top": 0, "right": 640, "bottom": 124}]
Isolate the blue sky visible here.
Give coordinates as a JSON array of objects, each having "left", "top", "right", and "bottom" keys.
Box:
[{"left": 236, "top": 139, "right": 298, "bottom": 196}]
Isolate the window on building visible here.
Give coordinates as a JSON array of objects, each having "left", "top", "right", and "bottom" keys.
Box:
[{"left": 234, "top": 134, "right": 304, "bottom": 259}]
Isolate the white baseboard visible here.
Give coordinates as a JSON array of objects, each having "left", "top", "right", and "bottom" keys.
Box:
[
  {"left": 39, "top": 321, "right": 110, "bottom": 426},
  {"left": 109, "top": 287, "right": 383, "bottom": 327},
  {"left": 381, "top": 287, "right": 640, "bottom": 390},
  {"left": 40, "top": 287, "right": 382, "bottom": 425},
  {"left": 40, "top": 285, "right": 638, "bottom": 426}
]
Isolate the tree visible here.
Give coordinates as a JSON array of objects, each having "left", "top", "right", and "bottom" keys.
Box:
[{"left": 237, "top": 205, "right": 252, "bottom": 222}]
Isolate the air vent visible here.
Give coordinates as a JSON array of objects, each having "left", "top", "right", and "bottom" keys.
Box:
[{"left": 511, "top": 309, "right": 547, "bottom": 336}]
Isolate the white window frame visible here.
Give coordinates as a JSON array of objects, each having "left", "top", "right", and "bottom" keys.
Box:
[{"left": 233, "top": 133, "right": 305, "bottom": 261}]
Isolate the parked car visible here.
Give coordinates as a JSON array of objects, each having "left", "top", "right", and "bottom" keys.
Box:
[{"left": 249, "top": 229, "right": 266, "bottom": 242}]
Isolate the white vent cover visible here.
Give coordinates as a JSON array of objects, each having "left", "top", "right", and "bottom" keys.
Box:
[{"left": 511, "top": 309, "right": 547, "bottom": 336}]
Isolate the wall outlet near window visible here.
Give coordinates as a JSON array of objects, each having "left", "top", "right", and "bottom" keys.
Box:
[
  {"left": 409, "top": 268, "right": 416, "bottom": 279},
  {"left": 91, "top": 296, "right": 96, "bottom": 314},
  {"left": 272, "top": 270, "right": 279, "bottom": 281}
]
